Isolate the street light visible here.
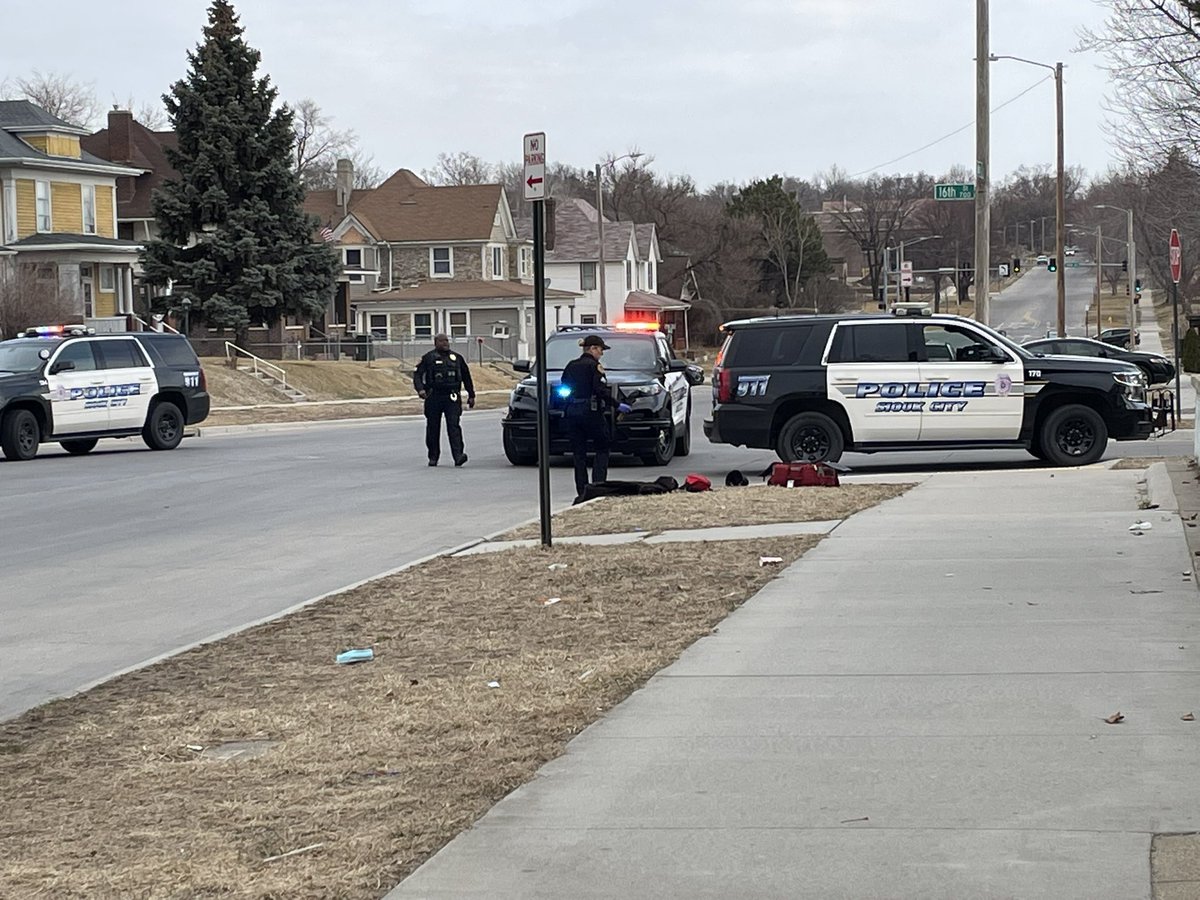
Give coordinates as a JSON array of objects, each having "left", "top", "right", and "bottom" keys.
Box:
[
  {"left": 990, "top": 54, "right": 1066, "bottom": 336},
  {"left": 1094, "top": 204, "right": 1137, "bottom": 351}
]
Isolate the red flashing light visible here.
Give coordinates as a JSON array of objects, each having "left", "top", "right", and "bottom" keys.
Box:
[
  {"left": 613, "top": 320, "right": 660, "bottom": 331},
  {"left": 716, "top": 366, "right": 734, "bottom": 403}
]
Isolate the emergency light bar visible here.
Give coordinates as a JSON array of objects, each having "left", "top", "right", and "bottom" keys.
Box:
[
  {"left": 23, "top": 325, "right": 95, "bottom": 337},
  {"left": 613, "top": 321, "right": 660, "bottom": 331}
]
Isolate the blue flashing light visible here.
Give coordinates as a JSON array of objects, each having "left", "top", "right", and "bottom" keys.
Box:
[{"left": 555, "top": 385, "right": 572, "bottom": 399}]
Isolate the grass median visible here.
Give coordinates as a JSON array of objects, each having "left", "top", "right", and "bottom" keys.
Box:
[{"left": 0, "top": 484, "right": 911, "bottom": 898}]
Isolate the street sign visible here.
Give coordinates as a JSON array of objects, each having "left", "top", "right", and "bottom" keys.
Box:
[
  {"left": 1169, "top": 228, "right": 1182, "bottom": 284},
  {"left": 935, "top": 183, "right": 976, "bottom": 201},
  {"left": 900, "top": 260, "right": 914, "bottom": 287},
  {"left": 523, "top": 132, "right": 546, "bottom": 201},
  {"left": 998, "top": 263, "right": 1009, "bottom": 277}
]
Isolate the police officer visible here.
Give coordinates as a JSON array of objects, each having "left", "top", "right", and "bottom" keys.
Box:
[
  {"left": 561, "top": 334, "right": 630, "bottom": 500},
  {"left": 414, "top": 333, "right": 475, "bottom": 466}
]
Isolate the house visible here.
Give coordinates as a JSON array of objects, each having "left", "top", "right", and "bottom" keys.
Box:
[
  {"left": 0, "top": 100, "right": 145, "bottom": 325},
  {"left": 305, "top": 162, "right": 578, "bottom": 358},
  {"left": 81, "top": 109, "right": 178, "bottom": 245},
  {"left": 813, "top": 199, "right": 869, "bottom": 283},
  {"left": 518, "top": 198, "right": 691, "bottom": 347}
]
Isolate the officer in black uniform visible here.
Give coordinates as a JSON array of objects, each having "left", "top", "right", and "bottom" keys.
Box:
[
  {"left": 561, "top": 334, "right": 630, "bottom": 500},
  {"left": 414, "top": 333, "right": 475, "bottom": 466}
]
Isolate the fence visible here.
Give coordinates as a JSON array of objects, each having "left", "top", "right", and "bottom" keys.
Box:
[{"left": 190, "top": 333, "right": 516, "bottom": 366}]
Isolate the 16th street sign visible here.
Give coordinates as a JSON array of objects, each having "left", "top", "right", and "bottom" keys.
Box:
[
  {"left": 935, "top": 183, "right": 976, "bottom": 201},
  {"left": 1170, "top": 228, "right": 1182, "bottom": 284}
]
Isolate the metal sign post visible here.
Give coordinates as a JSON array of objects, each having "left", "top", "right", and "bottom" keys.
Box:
[
  {"left": 1170, "top": 228, "right": 1183, "bottom": 420},
  {"left": 525, "top": 132, "right": 552, "bottom": 546}
]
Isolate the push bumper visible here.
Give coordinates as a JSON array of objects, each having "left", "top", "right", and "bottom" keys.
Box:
[{"left": 503, "top": 413, "right": 674, "bottom": 455}]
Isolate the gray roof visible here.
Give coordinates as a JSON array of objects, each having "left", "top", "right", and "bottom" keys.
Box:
[
  {"left": 0, "top": 123, "right": 138, "bottom": 170},
  {"left": 0, "top": 101, "right": 136, "bottom": 169},
  {"left": 634, "top": 224, "right": 656, "bottom": 261},
  {"left": 516, "top": 198, "right": 635, "bottom": 262},
  {"left": 10, "top": 233, "right": 141, "bottom": 248},
  {"left": 0, "top": 100, "right": 82, "bottom": 131}
]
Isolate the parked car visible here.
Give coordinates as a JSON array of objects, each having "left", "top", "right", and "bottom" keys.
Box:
[
  {"left": 1023, "top": 336, "right": 1175, "bottom": 385},
  {"left": 1036, "top": 254, "right": 1049, "bottom": 266},
  {"left": 1098, "top": 327, "right": 1141, "bottom": 349}
]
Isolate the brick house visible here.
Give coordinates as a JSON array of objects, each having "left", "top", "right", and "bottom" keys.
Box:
[
  {"left": 0, "top": 100, "right": 144, "bottom": 328},
  {"left": 305, "top": 162, "right": 578, "bottom": 358}
]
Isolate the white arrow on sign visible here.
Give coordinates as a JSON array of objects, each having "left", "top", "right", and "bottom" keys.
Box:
[{"left": 523, "top": 132, "right": 546, "bottom": 201}]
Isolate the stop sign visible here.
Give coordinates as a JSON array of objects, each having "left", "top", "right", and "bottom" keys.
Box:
[{"left": 1170, "top": 228, "right": 1182, "bottom": 284}]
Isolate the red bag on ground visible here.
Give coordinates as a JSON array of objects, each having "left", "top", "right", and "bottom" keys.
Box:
[
  {"left": 766, "top": 462, "right": 840, "bottom": 487},
  {"left": 683, "top": 473, "right": 712, "bottom": 492}
]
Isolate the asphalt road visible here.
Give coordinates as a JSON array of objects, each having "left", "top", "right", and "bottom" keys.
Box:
[
  {"left": 1, "top": 382, "right": 1191, "bottom": 722},
  {"left": 989, "top": 258, "right": 1100, "bottom": 344}
]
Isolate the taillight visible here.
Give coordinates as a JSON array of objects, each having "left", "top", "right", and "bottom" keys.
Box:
[
  {"left": 199, "top": 366, "right": 207, "bottom": 392},
  {"left": 716, "top": 366, "right": 734, "bottom": 403}
]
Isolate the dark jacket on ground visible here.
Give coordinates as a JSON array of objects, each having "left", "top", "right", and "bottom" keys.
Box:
[
  {"left": 560, "top": 353, "right": 611, "bottom": 410},
  {"left": 414, "top": 348, "right": 475, "bottom": 397}
]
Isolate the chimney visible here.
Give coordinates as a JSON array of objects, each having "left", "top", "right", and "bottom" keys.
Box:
[
  {"left": 108, "top": 109, "right": 134, "bottom": 163},
  {"left": 335, "top": 158, "right": 354, "bottom": 215}
]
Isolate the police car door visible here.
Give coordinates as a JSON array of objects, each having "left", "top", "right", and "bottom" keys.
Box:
[
  {"left": 825, "top": 321, "right": 922, "bottom": 442},
  {"left": 44, "top": 340, "right": 109, "bottom": 435},
  {"left": 94, "top": 338, "right": 156, "bottom": 430},
  {"left": 658, "top": 334, "right": 688, "bottom": 429},
  {"left": 917, "top": 322, "right": 1024, "bottom": 441}
]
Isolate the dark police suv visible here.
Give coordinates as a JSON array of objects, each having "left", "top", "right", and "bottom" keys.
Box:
[
  {"left": 0, "top": 325, "right": 210, "bottom": 461},
  {"left": 704, "top": 307, "right": 1162, "bottom": 467},
  {"left": 501, "top": 324, "right": 703, "bottom": 466}
]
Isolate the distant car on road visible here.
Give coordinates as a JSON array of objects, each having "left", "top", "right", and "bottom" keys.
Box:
[
  {"left": 1098, "top": 327, "right": 1141, "bottom": 349},
  {"left": 1036, "top": 254, "right": 1049, "bottom": 266},
  {"left": 1064, "top": 246, "right": 1077, "bottom": 256},
  {"left": 1023, "top": 336, "right": 1175, "bottom": 385}
]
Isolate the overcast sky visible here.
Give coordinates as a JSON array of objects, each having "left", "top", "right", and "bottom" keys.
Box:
[{"left": 2, "top": 0, "right": 1120, "bottom": 190}]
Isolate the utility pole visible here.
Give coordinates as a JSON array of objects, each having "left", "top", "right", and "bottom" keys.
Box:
[
  {"left": 595, "top": 163, "right": 607, "bottom": 323},
  {"left": 1095, "top": 223, "right": 1103, "bottom": 336},
  {"left": 975, "top": 0, "right": 991, "bottom": 325},
  {"left": 1126, "top": 206, "right": 1136, "bottom": 350},
  {"left": 1054, "top": 62, "right": 1066, "bottom": 337}
]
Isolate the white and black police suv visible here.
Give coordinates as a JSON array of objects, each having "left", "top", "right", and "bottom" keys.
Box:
[
  {"left": 502, "top": 323, "right": 704, "bottom": 466},
  {"left": 704, "top": 306, "right": 1161, "bottom": 467},
  {"left": 0, "top": 325, "right": 210, "bottom": 461}
]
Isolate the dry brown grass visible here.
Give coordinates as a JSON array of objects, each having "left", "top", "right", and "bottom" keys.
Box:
[
  {"left": 0, "top": 536, "right": 820, "bottom": 899},
  {"left": 500, "top": 482, "right": 912, "bottom": 539}
]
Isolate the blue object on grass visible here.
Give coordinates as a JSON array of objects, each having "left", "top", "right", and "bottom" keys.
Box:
[{"left": 336, "top": 648, "right": 375, "bottom": 665}]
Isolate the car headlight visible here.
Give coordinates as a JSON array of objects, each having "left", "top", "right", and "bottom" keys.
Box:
[
  {"left": 513, "top": 383, "right": 537, "bottom": 399},
  {"left": 1114, "top": 371, "right": 1146, "bottom": 390}
]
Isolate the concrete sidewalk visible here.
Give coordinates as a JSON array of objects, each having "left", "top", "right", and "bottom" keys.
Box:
[{"left": 387, "top": 465, "right": 1200, "bottom": 899}]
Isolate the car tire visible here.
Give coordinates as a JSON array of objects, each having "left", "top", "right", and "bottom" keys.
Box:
[
  {"left": 1039, "top": 404, "right": 1108, "bottom": 467},
  {"left": 776, "top": 411, "right": 845, "bottom": 463},
  {"left": 60, "top": 438, "right": 99, "bottom": 456},
  {"left": 640, "top": 420, "right": 676, "bottom": 466},
  {"left": 674, "top": 400, "right": 692, "bottom": 457},
  {"left": 502, "top": 428, "right": 537, "bottom": 466},
  {"left": 1, "top": 408, "right": 40, "bottom": 461},
  {"left": 143, "top": 401, "right": 184, "bottom": 451}
]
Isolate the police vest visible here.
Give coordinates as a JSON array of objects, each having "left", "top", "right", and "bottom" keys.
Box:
[{"left": 429, "top": 353, "right": 461, "bottom": 390}]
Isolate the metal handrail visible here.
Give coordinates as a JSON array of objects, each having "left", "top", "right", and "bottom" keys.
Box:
[
  {"left": 223, "top": 341, "right": 289, "bottom": 390},
  {"left": 133, "top": 314, "right": 182, "bottom": 335}
]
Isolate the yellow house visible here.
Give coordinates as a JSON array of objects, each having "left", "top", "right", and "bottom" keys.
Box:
[{"left": 0, "top": 100, "right": 144, "bottom": 324}]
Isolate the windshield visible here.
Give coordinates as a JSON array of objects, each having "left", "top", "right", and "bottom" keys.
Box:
[
  {"left": 959, "top": 319, "right": 1032, "bottom": 359},
  {"left": 542, "top": 335, "right": 658, "bottom": 370},
  {"left": 0, "top": 340, "right": 52, "bottom": 373}
]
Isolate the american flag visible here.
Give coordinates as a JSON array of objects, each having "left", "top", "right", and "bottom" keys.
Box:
[{"left": 319, "top": 225, "right": 336, "bottom": 242}]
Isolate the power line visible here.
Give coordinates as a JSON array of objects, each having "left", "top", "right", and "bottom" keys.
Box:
[{"left": 848, "top": 75, "right": 1054, "bottom": 178}]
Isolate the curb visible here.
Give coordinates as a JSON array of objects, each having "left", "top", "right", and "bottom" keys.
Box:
[{"left": 1146, "top": 462, "right": 1179, "bottom": 512}]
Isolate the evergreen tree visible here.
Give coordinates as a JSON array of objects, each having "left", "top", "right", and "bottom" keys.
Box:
[{"left": 141, "top": 0, "right": 337, "bottom": 335}]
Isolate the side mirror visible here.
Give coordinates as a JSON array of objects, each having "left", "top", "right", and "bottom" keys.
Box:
[
  {"left": 987, "top": 346, "right": 1011, "bottom": 363},
  {"left": 512, "top": 359, "right": 531, "bottom": 373},
  {"left": 685, "top": 364, "right": 705, "bottom": 386},
  {"left": 50, "top": 359, "right": 76, "bottom": 374},
  {"left": 667, "top": 358, "right": 689, "bottom": 372}
]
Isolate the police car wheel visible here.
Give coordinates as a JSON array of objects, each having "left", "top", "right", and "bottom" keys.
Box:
[
  {"left": 503, "top": 429, "right": 537, "bottom": 466},
  {"left": 776, "top": 412, "right": 844, "bottom": 464},
  {"left": 674, "top": 403, "right": 692, "bottom": 457},
  {"left": 1, "top": 408, "right": 40, "bottom": 461},
  {"left": 60, "top": 439, "right": 99, "bottom": 456},
  {"left": 143, "top": 401, "right": 184, "bottom": 451},
  {"left": 1040, "top": 404, "right": 1107, "bottom": 467},
  {"left": 641, "top": 421, "right": 676, "bottom": 466}
]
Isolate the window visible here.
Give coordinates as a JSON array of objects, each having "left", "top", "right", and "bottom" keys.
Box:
[
  {"left": 829, "top": 324, "right": 912, "bottom": 364},
  {"left": 491, "top": 323, "right": 510, "bottom": 338},
  {"left": 519, "top": 246, "right": 532, "bottom": 277},
  {"left": 52, "top": 341, "right": 98, "bottom": 373},
  {"left": 579, "top": 314, "right": 598, "bottom": 325},
  {"left": 413, "top": 312, "right": 433, "bottom": 338},
  {"left": 82, "top": 185, "right": 96, "bottom": 235},
  {"left": 35, "top": 180, "right": 51, "bottom": 232},
  {"left": 920, "top": 323, "right": 1007, "bottom": 363},
  {"left": 580, "top": 262, "right": 597, "bottom": 291},
  {"left": 625, "top": 260, "right": 632, "bottom": 290},
  {"left": 96, "top": 339, "right": 148, "bottom": 369},
  {"left": 729, "top": 325, "right": 817, "bottom": 367},
  {"left": 448, "top": 311, "right": 468, "bottom": 336},
  {"left": 431, "top": 247, "right": 452, "bottom": 277},
  {"left": 99, "top": 265, "right": 115, "bottom": 292},
  {"left": 368, "top": 314, "right": 388, "bottom": 338},
  {"left": 344, "top": 248, "right": 362, "bottom": 267},
  {"left": 647, "top": 261, "right": 655, "bottom": 292},
  {"left": 491, "top": 246, "right": 504, "bottom": 279}
]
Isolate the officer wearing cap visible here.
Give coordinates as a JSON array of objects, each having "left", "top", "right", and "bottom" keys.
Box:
[
  {"left": 560, "top": 334, "right": 630, "bottom": 501},
  {"left": 414, "top": 333, "right": 475, "bottom": 466}
]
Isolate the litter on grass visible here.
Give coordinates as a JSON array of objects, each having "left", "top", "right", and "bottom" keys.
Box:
[
  {"left": 335, "top": 648, "right": 374, "bottom": 665},
  {"left": 548, "top": 563, "right": 568, "bottom": 571},
  {"left": 1129, "top": 522, "right": 1153, "bottom": 532},
  {"left": 759, "top": 556, "right": 784, "bottom": 566},
  {"left": 542, "top": 597, "right": 562, "bottom": 607},
  {"left": 487, "top": 680, "right": 500, "bottom": 689}
]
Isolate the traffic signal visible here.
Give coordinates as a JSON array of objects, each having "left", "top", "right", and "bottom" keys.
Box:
[
  {"left": 1135, "top": 278, "right": 1142, "bottom": 294},
  {"left": 1122, "top": 259, "right": 1128, "bottom": 272},
  {"left": 1048, "top": 257, "right": 1057, "bottom": 272},
  {"left": 1012, "top": 257, "right": 1021, "bottom": 273}
]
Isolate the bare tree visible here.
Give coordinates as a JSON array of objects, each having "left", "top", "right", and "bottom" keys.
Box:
[
  {"left": 290, "top": 98, "right": 382, "bottom": 188},
  {"left": 0, "top": 265, "right": 79, "bottom": 339},
  {"left": 421, "top": 151, "right": 496, "bottom": 186},
  {"left": 5, "top": 70, "right": 101, "bottom": 127},
  {"left": 827, "top": 175, "right": 926, "bottom": 303},
  {"left": 114, "top": 94, "right": 169, "bottom": 130}
]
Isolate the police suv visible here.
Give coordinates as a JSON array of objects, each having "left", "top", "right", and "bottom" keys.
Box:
[
  {"left": 704, "top": 306, "right": 1159, "bottom": 467},
  {"left": 0, "top": 325, "right": 210, "bottom": 461},
  {"left": 502, "top": 323, "right": 704, "bottom": 466}
]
